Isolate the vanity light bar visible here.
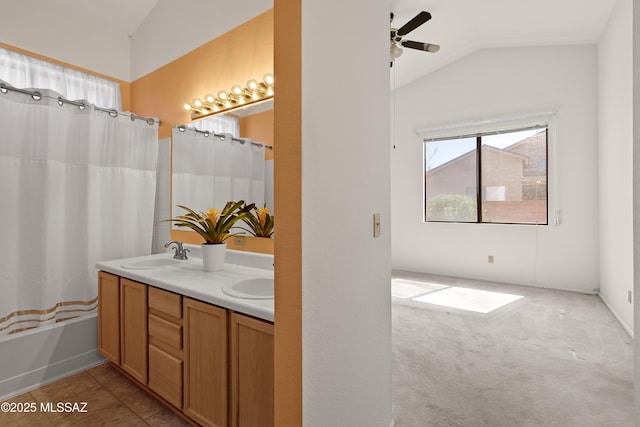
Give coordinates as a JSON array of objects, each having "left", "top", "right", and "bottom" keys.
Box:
[{"left": 184, "top": 73, "right": 274, "bottom": 119}]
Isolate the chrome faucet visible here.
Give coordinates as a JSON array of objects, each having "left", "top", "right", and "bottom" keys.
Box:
[{"left": 165, "top": 240, "right": 189, "bottom": 260}]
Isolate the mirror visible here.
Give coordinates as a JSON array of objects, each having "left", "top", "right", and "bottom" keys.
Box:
[{"left": 171, "top": 99, "right": 274, "bottom": 243}]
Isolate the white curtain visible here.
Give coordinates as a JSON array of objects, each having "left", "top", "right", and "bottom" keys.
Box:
[
  {"left": 0, "top": 84, "right": 158, "bottom": 335},
  {"left": 172, "top": 128, "right": 265, "bottom": 222},
  {"left": 0, "top": 46, "right": 121, "bottom": 110},
  {"left": 192, "top": 114, "right": 240, "bottom": 137}
]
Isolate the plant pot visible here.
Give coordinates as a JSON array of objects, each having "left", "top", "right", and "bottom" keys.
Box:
[{"left": 202, "top": 243, "right": 226, "bottom": 272}]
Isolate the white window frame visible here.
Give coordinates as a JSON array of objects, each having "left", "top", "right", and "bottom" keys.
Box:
[{"left": 417, "top": 111, "right": 558, "bottom": 225}]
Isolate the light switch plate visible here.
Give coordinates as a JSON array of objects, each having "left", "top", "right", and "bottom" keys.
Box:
[{"left": 373, "top": 213, "right": 381, "bottom": 238}]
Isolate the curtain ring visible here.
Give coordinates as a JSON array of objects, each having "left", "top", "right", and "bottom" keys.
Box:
[
  {"left": 0, "top": 84, "right": 8, "bottom": 94},
  {"left": 178, "top": 125, "right": 186, "bottom": 132},
  {"left": 57, "top": 97, "right": 64, "bottom": 106},
  {"left": 109, "top": 109, "right": 118, "bottom": 118},
  {"left": 31, "top": 92, "right": 42, "bottom": 101},
  {"left": 146, "top": 118, "right": 155, "bottom": 125}
]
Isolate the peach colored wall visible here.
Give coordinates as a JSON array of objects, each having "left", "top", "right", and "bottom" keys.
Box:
[
  {"left": 273, "top": 0, "right": 302, "bottom": 425},
  {"left": 240, "top": 109, "right": 274, "bottom": 160},
  {"left": 0, "top": 43, "right": 131, "bottom": 111},
  {"left": 130, "top": 10, "right": 274, "bottom": 140}
]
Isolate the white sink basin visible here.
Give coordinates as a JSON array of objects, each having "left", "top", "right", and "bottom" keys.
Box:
[
  {"left": 121, "top": 257, "right": 183, "bottom": 269},
  {"left": 222, "top": 277, "right": 274, "bottom": 300}
]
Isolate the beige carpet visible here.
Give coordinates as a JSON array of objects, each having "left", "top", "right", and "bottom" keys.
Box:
[{"left": 392, "top": 271, "right": 634, "bottom": 427}]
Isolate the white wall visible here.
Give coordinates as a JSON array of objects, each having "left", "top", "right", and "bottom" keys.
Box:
[
  {"left": 0, "top": 0, "right": 131, "bottom": 81},
  {"left": 633, "top": 0, "right": 640, "bottom": 421},
  {"left": 301, "top": 0, "right": 392, "bottom": 425},
  {"left": 598, "top": 0, "right": 633, "bottom": 335},
  {"left": 391, "top": 45, "right": 600, "bottom": 293}
]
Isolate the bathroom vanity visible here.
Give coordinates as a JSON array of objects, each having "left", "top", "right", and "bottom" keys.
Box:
[{"left": 96, "top": 249, "right": 274, "bottom": 427}]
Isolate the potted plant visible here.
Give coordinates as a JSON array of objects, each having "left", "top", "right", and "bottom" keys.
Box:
[
  {"left": 168, "top": 201, "right": 254, "bottom": 271},
  {"left": 240, "top": 204, "right": 274, "bottom": 238}
]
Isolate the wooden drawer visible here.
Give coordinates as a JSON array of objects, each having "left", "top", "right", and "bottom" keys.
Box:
[
  {"left": 149, "top": 313, "right": 182, "bottom": 349},
  {"left": 149, "top": 344, "right": 183, "bottom": 409},
  {"left": 149, "top": 286, "right": 182, "bottom": 319}
]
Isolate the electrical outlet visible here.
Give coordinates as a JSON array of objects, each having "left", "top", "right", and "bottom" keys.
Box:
[
  {"left": 628, "top": 290, "right": 632, "bottom": 304},
  {"left": 488, "top": 255, "right": 494, "bottom": 264}
]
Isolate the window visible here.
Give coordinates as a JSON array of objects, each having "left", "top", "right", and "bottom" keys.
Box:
[
  {"left": 0, "top": 46, "right": 121, "bottom": 109},
  {"left": 424, "top": 126, "right": 548, "bottom": 225}
]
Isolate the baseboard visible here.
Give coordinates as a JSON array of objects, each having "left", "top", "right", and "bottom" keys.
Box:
[{"left": 598, "top": 293, "right": 634, "bottom": 339}]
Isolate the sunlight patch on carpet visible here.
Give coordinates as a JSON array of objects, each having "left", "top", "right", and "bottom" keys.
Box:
[
  {"left": 412, "top": 286, "right": 523, "bottom": 313},
  {"left": 391, "top": 278, "right": 449, "bottom": 299}
]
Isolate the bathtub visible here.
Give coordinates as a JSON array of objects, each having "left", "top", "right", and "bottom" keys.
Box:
[{"left": 0, "top": 313, "right": 105, "bottom": 400}]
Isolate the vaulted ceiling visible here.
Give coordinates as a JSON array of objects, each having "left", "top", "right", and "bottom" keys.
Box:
[
  {"left": 48, "top": 0, "right": 617, "bottom": 87},
  {"left": 389, "top": 0, "right": 617, "bottom": 87}
]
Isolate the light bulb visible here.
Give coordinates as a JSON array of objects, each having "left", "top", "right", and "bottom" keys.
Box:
[
  {"left": 426, "top": 44, "right": 440, "bottom": 53},
  {"left": 247, "top": 79, "right": 258, "bottom": 90},
  {"left": 217, "top": 90, "right": 228, "bottom": 100},
  {"left": 183, "top": 103, "right": 192, "bottom": 111},
  {"left": 231, "top": 85, "right": 243, "bottom": 95},
  {"left": 390, "top": 44, "right": 403, "bottom": 59},
  {"left": 205, "top": 94, "right": 215, "bottom": 103},
  {"left": 193, "top": 99, "right": 203, "bottom": 108},
  {"left": 263, "top": 73, "right": 274, "bottom": 85}
]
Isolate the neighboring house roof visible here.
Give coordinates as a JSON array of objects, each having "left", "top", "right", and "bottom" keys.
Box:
[{"left": 426, "top": 144, "right": 528, "bottom": 174}]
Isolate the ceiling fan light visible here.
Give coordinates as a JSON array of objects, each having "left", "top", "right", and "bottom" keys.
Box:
[
  {"left": 390, "top": 44, "right": 403, "bottom": 59},
  {"left": 426, "top": 43, "right": 440, "bottom": 53}
]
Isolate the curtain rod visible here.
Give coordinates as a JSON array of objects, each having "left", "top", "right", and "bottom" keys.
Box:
[
  {"left": 176, "top": 125, "right": 273, "bottom": 150},
  {"left": 0, "top": 82, "right": 160, "bottom": 126}
]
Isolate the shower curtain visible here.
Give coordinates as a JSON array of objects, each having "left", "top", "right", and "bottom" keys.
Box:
[
  {"left": 0, "top": 85, "right": 158, "bottom": 335},
  {"left": 171, "top": 127, "right": 266, "bottom": 221}
]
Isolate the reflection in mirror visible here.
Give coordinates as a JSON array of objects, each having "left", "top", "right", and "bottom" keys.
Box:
[{"left": 171, "top": 100, "right": 274, "bottom": 232}]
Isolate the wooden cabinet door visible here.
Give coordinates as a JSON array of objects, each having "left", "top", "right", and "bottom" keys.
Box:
[
  {"left": 183, "top": 297, "right": 228, "bottom": 427},
  {"left": 120, "top": 278, "right": 148, "bottom": 384},
  {"left": 148, "top": 343, "right": 183, "bottom": 408},
  {"left": 98, "top": 271, "right": 120, "bottom": 364},
  {"left": 230, "top": 313, "right": 274, "bottom": 427}
]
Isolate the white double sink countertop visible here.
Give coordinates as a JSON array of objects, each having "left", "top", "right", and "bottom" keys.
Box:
[{"left": 96, "top": 247, "right": 274, "bottom": 322}]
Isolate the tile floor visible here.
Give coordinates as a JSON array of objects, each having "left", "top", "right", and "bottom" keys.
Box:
[{"left": 0, "top": 363, "right": 191, "bottom": 426}]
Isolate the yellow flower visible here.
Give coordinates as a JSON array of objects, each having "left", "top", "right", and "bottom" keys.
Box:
[
  {"left": 206, "top": 208, "right": 220, "bottom": 227},
  {"left": 256, "top": 206, "right": 270, "bottom": 227}
]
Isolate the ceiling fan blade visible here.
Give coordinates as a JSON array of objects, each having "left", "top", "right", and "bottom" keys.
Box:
[
  {"left": 397, "top": 11, "right": 432, "bottom": 36},
  {"left": 401, "top": 40, "right": 440, "bottom": 53}
]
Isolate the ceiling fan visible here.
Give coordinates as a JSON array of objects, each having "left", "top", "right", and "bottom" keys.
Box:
[{"left": 390, "top": 11, "right": 440, "bottom": 67}]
